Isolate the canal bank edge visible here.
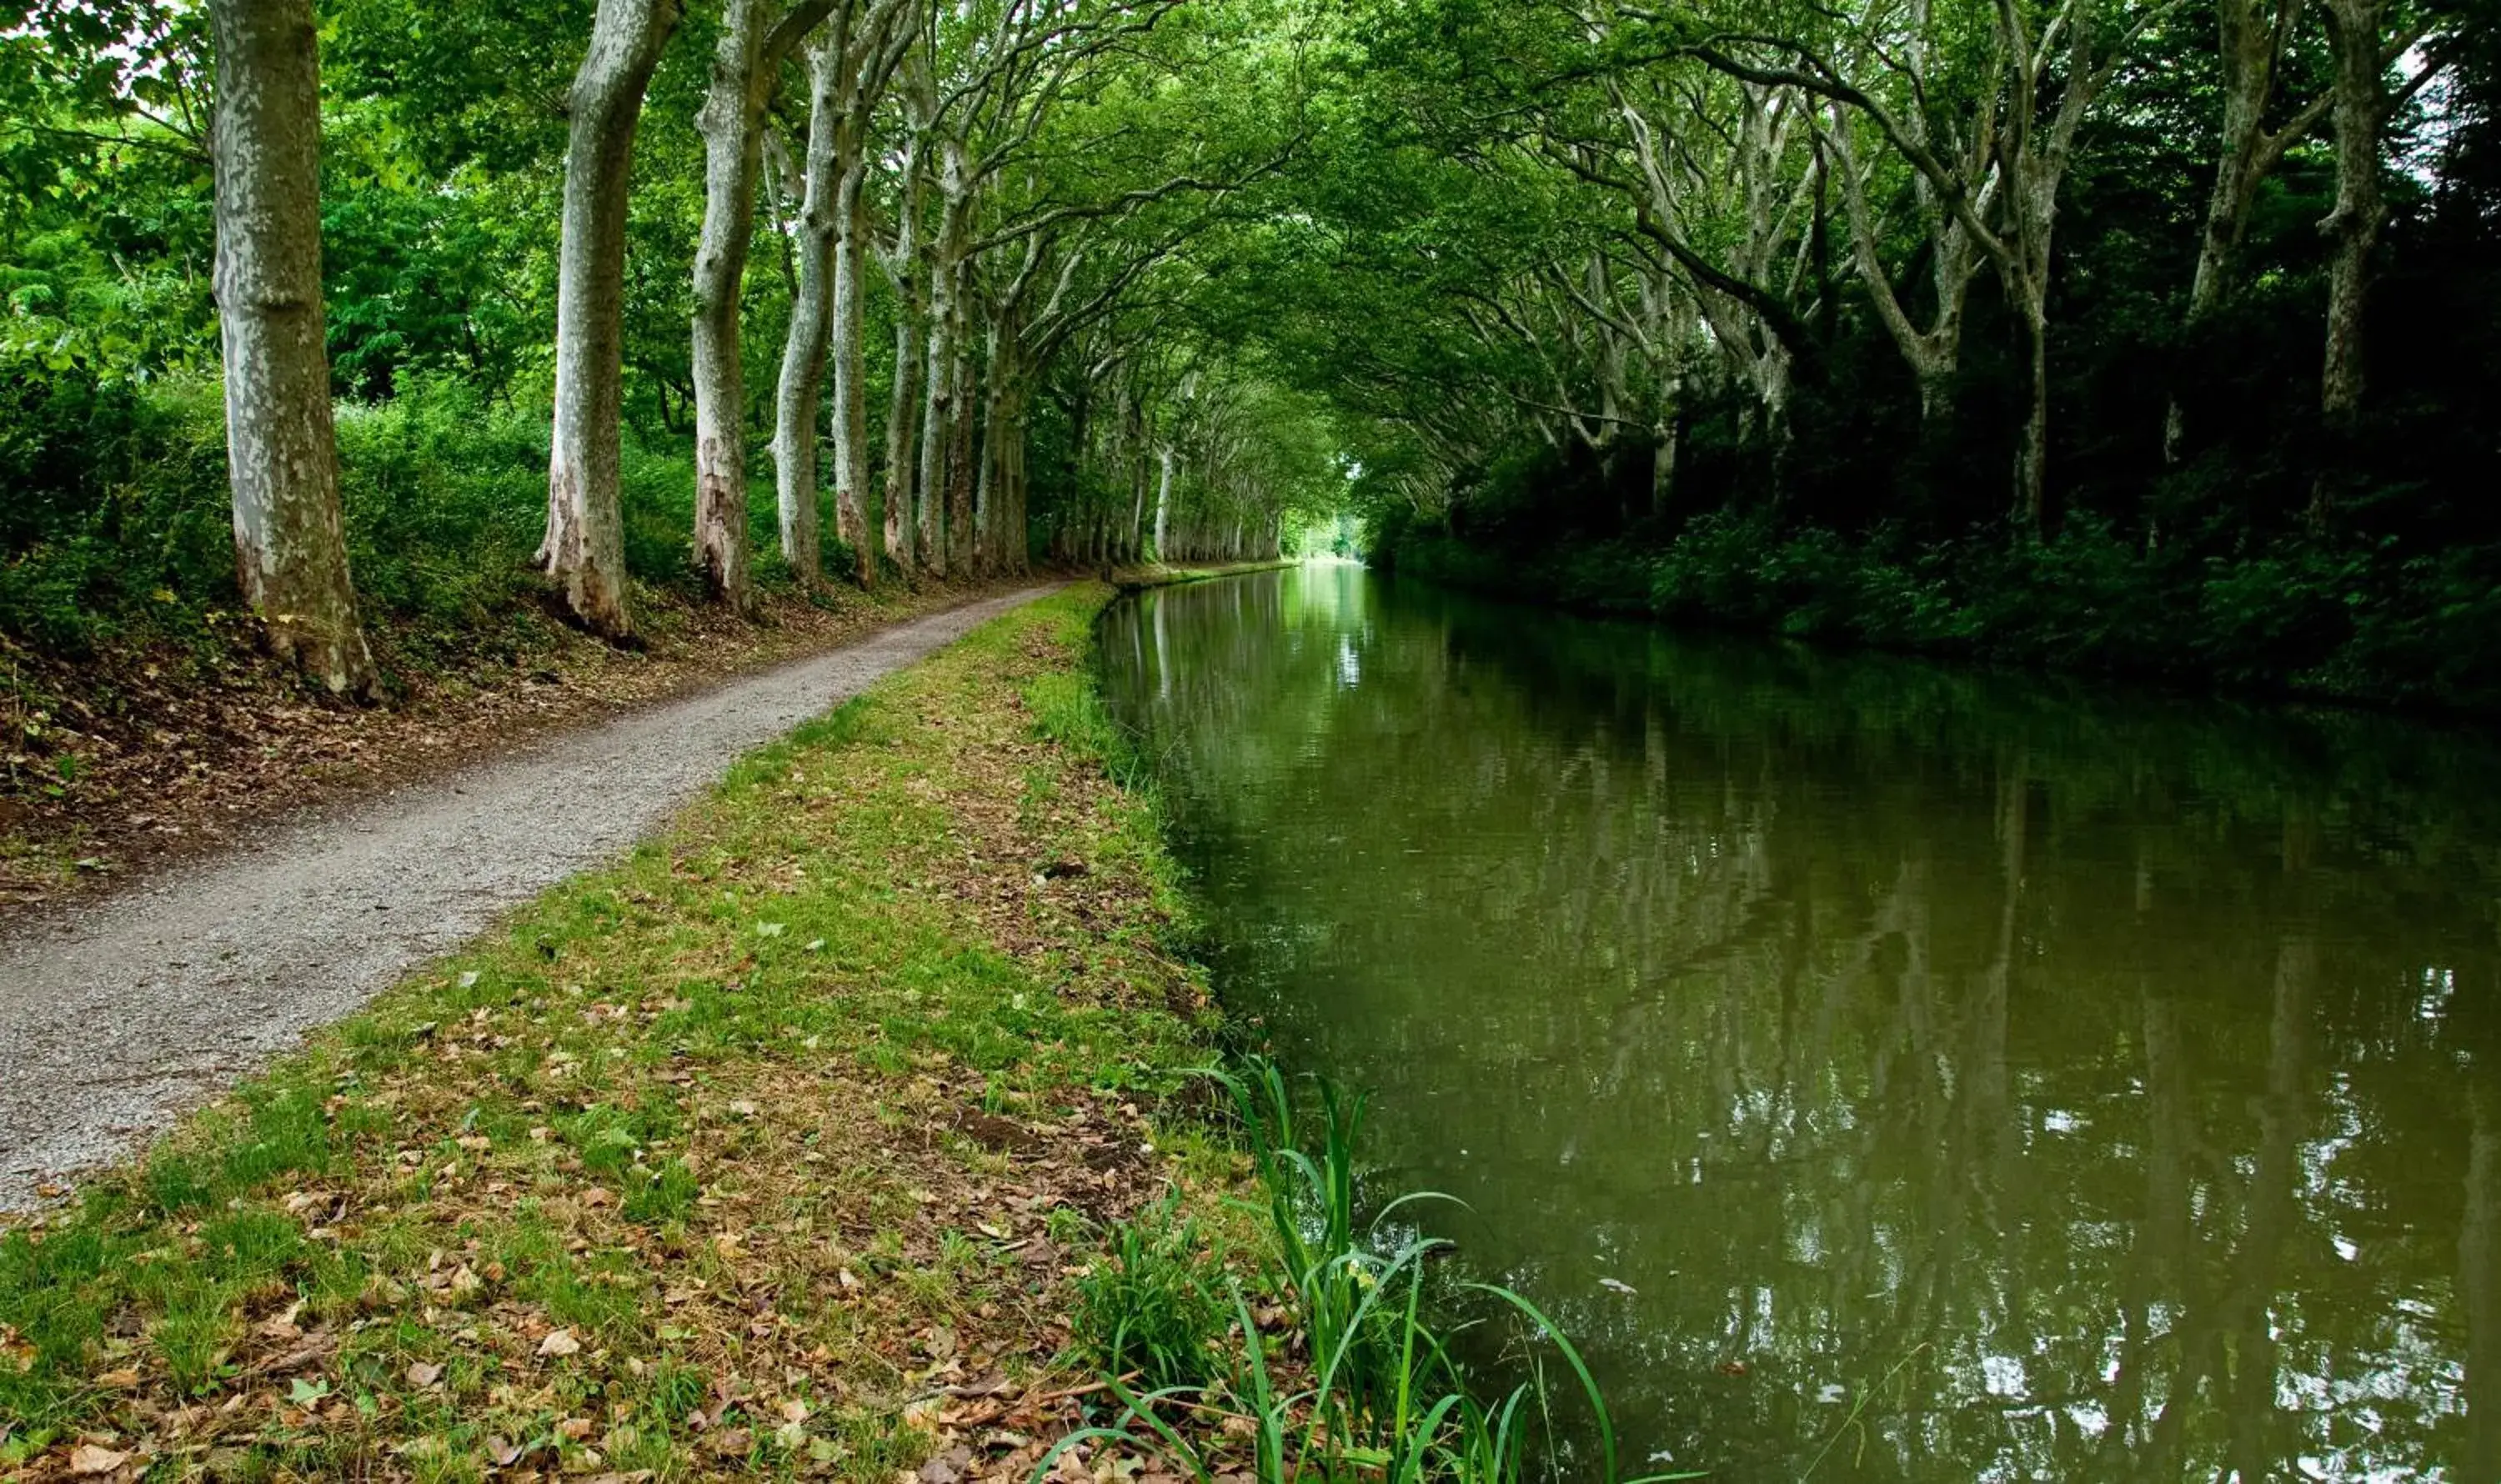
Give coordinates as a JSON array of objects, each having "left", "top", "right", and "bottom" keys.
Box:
[
  {"left": 1107, "top": 559, "right": 1302, "bottom": 595},
  {"left": 0, "top": 584, "right": 1276, "bottom": 1484}
]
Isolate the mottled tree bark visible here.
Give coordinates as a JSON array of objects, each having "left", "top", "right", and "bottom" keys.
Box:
[
  {"left": 1830, "top": 108, "right": 1974, "bottom": 428},
  {"left": 2313, "top": 0, "right": 2392, "bottom": 522},
  {"left": 692, "top": 0, "right": 833, "bottom": 609},
  {"left": 975, "top": 340, "right": 1006, "bottom": 572},
  {"left": 878, "top": 135, "right": 926, "bottom": 575},
  {"left": 1126, "top": 437, "right": 1149, "bottom": 563},
  {"left": 1697, "top": 0, "right": 2135, "bottom": 531},
  {"left": 770, "top": 33, "right": 845, "bottom": 587},
  {"left": 1005, "top": 403, "right": 1032, "bottom": 574},
  {"left": 916, "top": 135, "right": 971, "bottom": 578},
  {"left": 828, "top": 153, "right": 875, "bottom": 585},
  {"left": 543, "top": 0, "right": 679, "bottom": 638},
  {"left": 945, "top": 358, "right": 978, "bottom": 572},
  {"left": 1151, "top": 444, "right": 1174, "bottom": 559},
  {"left": 209, "top": 0, "right": 377, "bottom": 696},
  {"left": 2166, "top": 0, "right": 2325, "bottom": 464},
  {"left": 915, "top": 334, "right": 958, "bottom": 578},
  {"left": 881, "top": 308, "right": 923, "bottom": 574}
]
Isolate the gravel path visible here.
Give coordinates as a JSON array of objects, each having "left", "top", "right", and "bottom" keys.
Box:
[{"left": 0, "top": 586, "right": 1058, "bottom": 1212}]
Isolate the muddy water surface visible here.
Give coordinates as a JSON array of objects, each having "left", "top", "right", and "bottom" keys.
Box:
[{"left": 1102, "top": 564, "right": 2501, "bottom": 1482}]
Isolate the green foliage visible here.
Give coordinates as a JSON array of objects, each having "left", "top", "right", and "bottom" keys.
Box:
[
  {"left": 5, "top": 0, "right": 2498, "bottom": 704},
  {"left": 1069, "top": 1193, "right": 1230, "bottom": 1391},
  {"left": 0, "top": 369, "right": 781, "bottom": 659},
  {"left": 1381, "top": 505, "right": 2501, "bottom": 714},
  {"left": 0, "top": 368, "right": 229, "bottom": 653}
]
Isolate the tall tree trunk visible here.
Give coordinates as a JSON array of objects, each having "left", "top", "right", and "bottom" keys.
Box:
[
  {"left": 917, "top": 133, "right": 975, "bottom": 579},
  {"left": 1997, "top": 129, "right": 2070, "bottom": 537},
  {"left": 209, "top": 0, "right": 376, "bottom": 695},
  {"left": 915, "top": 331, "right": 955, "bottom": 577},
  {"left": 829, "top": 150, "right": 874, "bottom": 585},
  {"left": 1831, "top": 113, "right": 1968, "bottom": 429},
  {"left": 1650, "top": 418, "right": 1677, "bottom": 518},
  {"left": 946, "top": 360, "right": 977, "bottom": 573},
  {"left": 974, "top": 330, "right": 1005, "bottom": 574},
  {"left": 983, "top": 374, "right": 1031, "bottom": 574},
  {"left": 2166, "top": 0, "right": 2322, "bottom": 464},
  {"left": 2313, "top": 0, "right": 2389, "bottom": 522},
  {"left": 1152, "top": 444, "right": 1174, "bottom": 559},
  {"left": 690, "top": 0, "right": 770, "bottom": 610},
  {"left": 2016, "top": 302, "right": 2050, "bottom": 533},
  {"left": 771, "top": 33, "right": 847, "bottom": 587},
  {"left": 881, "top": 307, "right": 921, "bottom": 574},
  {"left": 543, "top": 0, "right": 679, "bottom": 639},
  {"left": 1008, "top": 408, "right": 1031, "bottom": 574},
  {"left": 878, "top": 121, "right": 926, "bottom": 577}
]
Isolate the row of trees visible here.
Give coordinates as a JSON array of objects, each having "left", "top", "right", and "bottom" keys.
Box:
[
  {"left": 23, "top": 0, "right": 2490, "bottom": 698},
  {"left": 1225, "top": 0, "right": 2496, "bottom": 649},
  {"left": 5, "top": 0, "right": 1334, "bottom": 694}
]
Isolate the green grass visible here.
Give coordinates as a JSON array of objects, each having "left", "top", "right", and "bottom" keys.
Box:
[{"left": 1067, "top": 1192, "right": 1231, "bottom": 1391}]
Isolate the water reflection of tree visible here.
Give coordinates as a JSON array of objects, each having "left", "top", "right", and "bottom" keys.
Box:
[{"left": 1100, "top": 570, "right": 2501, "bottom": 1481}]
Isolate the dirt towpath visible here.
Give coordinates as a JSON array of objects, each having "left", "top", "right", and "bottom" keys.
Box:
[{"left": 0, "top": 587, "right": 1058, "bottom": 1212}]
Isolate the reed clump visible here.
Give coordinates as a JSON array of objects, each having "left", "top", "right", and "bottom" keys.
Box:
[{"left": 1046, "top": 1056, "right": 1692, "bottom": 1484}]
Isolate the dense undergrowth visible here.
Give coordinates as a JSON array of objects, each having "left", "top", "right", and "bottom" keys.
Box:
[
  {"left": 0, "top": 373, "right": 849, "bottom": 668},
  {"left": 1374, "top": 504, "right": 2501, "bottom": 715}
]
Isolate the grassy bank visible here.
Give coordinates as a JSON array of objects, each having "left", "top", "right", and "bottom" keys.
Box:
[
  {"left": 1105, "top": 561, "right": 1301, "bottom": 594},
  {"left": 1376, "top": 511, "right": 2501, "bottom": 716},
  {"left": 1, "top": 583, "right": 1657, "bottom": 1484},
  {"left": 0, "top": 587, "right": 1250, "bottom": 1481}
]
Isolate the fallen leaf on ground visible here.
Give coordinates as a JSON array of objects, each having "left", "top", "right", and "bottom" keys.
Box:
[
  {"left": 255, "top": 1301, "right": 303, "bottom": 1339},
  {"left": 538, "top": 1328, "right": 581, "bottom": 1357}
]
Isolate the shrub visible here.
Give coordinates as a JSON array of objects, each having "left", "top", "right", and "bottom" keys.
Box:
[
  {"left": 1381, "top": 498, "right": 2501, "bottom": 714},
  {"left": 0, "top": 367, "right": 796, "bottom": 660}
]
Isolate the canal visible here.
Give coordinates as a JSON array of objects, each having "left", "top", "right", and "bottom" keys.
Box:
[{"left": 1100, "top": 564, "right": 2501, "bottom": 1481}]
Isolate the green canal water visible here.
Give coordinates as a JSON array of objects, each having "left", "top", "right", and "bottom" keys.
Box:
[{"left": 1098, "top": 564, "right": 2501, "bottom": 1483}]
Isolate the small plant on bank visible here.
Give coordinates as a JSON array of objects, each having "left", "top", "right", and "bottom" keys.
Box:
[
  {"left": 1038, "top": 1056, "right": 1695, "bottom": 1484},
  {"left": 1069, "top": 1191, "right": 1231, "bottom": 1391}
]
